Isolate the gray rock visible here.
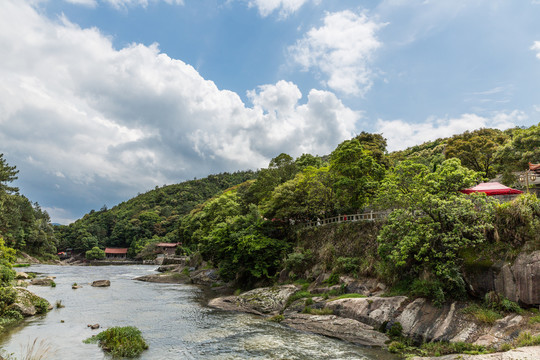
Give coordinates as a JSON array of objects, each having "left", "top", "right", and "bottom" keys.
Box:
[
  {"left": 30, "top": 278, "right": 54, "bottom": 286},
  {"left": 190, "top": 269, "right": 220, "bottom": 286},
  {"left": 464, "top": 250, "right": 540, "bottom": 306},
  {"left": 410, "top": 345, "right": 540, "bottom": 360},
  {"left": 134, "top": 273, "right": 188, "bottom": 284},
  {"left": 9, "top": 287, "right": 50, "bottom": 317},
  {"left": 325, "top": 296, "right": 409, "bottom": 327},
  {"left": 91, "top": 280, "right": 110, "bottom": 287},
  {"left": 15, "top": 272, "right": 29, "bottom": 280},
  {"left": 282, "top": 313, "right": 390, "bottom": 347},
  {"left": 156, "top": 264, "right": 180, "bottom": 272}
]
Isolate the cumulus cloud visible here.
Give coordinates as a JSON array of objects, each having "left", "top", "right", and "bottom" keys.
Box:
[
  {"left": 247, "top": 0, "right": 313, "bottom": 18},
  {"left": 0, "top": 0, "right": 358, "bottom": 222},
  {"left": 64, "top": 0, "right": 98, "bottom": 7},
  {"left": 289, "top": 10, "right": 384, "bottom": 96},
  {"left": 531, "top": 41, "right": 540, "bottom": 59},
  {"left": 377, "top": 111, "right": 525, "bottom": 152}
]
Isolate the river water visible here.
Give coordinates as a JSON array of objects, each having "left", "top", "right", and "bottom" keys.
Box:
[{"left": 0, "top": 265, "right": 397, "bottom": 359}]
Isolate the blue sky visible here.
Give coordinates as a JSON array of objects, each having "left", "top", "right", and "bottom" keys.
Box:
[{"left": 1, "top": 0, "right": 540, "bottom": 224}]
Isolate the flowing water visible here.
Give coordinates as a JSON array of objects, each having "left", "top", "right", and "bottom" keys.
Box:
[{"left": 0, "top": 265, "right": 397, "bottom": 359}]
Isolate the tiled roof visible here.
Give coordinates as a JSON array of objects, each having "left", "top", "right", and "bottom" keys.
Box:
[{"left": 105, "top": 248, "right": 128, "bottom": 254}]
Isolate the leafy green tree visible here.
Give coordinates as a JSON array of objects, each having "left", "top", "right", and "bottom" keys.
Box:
[
  {"left": 85, "top": 246, "right": 106, "bottom": 260},
  {"left": 0, "top": 154, "right": 18, "bottom": 196},
  {"left": 444, "top": 128, "right": 508, "bottom": 178},
  {"left": 376, "top": 159, "right": 493, "bottom": 302},
  {"left": 495, "top": 123, "right": 540, "bottom": 173},
  {"left": 354, "top": 131, "right": 389, "bottom": 168},
  {"left": 295, "top": 153, "right": 324, "bottom": 170},
  {"left": 329, "top": 139, "right": 385, "bottom": 212}
]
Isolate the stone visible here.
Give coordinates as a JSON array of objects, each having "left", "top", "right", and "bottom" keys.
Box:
[
  {"left": 91, "top": 280, "right": 110, "bottom": 287},
  {"left": 30, "top": 278, "right": 54, "bottom": 286},
  {"left": 410, "top": 345, "right": 540, "bottom": 360},
  {"left": 325, "top": 296, "right": 409, "bottom": 327},
  {"left": 282, "top": 313, "right": 390, "bottom": 347},
  {"left": 9, "top": 287, "right": 50, "bottom": 317},
  {"left": 464, "top": 250, "right": 540, "bottom": 306},
  {"left": 134, "top": 273, "right": 188, "bottom": 284},
  {"left": 15, "top": 272, "right": 29, "bottom": 279},
  {"left": 87, "top": 324, "right": 100, "bottom": 330},
  {"left": 190, "top": 269, "right": 220, "bottom": 286},
  {"left": 72, "top": 285, "right": 82, "bottom": 289},
  {"left": 156, "top": 264, "right": 180, "bottom": 272}
]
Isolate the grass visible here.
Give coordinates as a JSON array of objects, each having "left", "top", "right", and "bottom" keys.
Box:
[
  {"left": 302, "top": 306, "right": 333, "bottom": 315},
  {"left": 268, "top": 314, "right": 284, "bottom": 323},
  {"left": 389, "top": 340, "right": 490, "bottom": 357},
  {"left": 84, "top": 326, "right": 148, "bottom": 358},
  {"left": 327, "top": 293, "right": 366, "bottom": 301},
  {"left": 13, "top": 264, "right": 31, "bottom": 268},
  {"left": 514, "top": 332, "right": 540, "bottom": 347},
  {"left": 461, "top": 304, "right": 502, "bottom": 325},
  {"left": 528, "top": 314, "right": 540, "bottom": 324},
  {"left": 55, "top": 300, "right": 64, "bottom": 309},
  {"left": 286, "top": 291, "right": 313, "bottom": 307},
  {"left": 20, "top": 338, "right": 56, "bottom": 360}
]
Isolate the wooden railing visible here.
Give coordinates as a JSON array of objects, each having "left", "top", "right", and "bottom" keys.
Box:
[{"left": 297, "top": 210, "right": 389, "bottom": 229}]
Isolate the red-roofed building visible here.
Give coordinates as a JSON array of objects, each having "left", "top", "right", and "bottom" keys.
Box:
[
  {"left": 105, "top": 248, "right": 128, "bottom": 260},
  {"left": 460, "top": 182, "right": 523, "bottom": 202},
  {"left": 155, "top": 242, "right": 180, "bottom": 256},
  {"left": 530, "top": 163, "right": 540, "bottom": 173}
]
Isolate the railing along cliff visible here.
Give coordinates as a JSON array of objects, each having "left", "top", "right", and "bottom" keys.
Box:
[{"left": 298, "top": 210, "right": 389, "bottom": 229}]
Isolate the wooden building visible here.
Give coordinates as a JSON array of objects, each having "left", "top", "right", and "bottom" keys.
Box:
[
  {"left": 105, "top": 248, "right": 128, "bottom": 260},
  {"left": 155, "top": 243, "right": 180, "bottom": 256}
]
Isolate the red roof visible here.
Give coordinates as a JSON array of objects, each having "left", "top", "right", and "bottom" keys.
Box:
[
  {"left": 530, "top": 163, "right": 540, "bottom": 172},
  {"left": 155, "top": 243, "right": 180, "bottom": 248},
  {"left": 460, "top": 182, "right": 523, "bottom": 196},
  {"left": 105, "top": 248, "right": 128, "bottom": 254}
]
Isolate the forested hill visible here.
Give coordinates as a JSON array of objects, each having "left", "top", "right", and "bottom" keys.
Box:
[{"left": 54, "top": 171, "right": 256, "bottom": 256}]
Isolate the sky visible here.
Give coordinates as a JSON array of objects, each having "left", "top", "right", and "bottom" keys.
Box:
[{"left": 1, "top": 0, "right": 540, "bottom": 224}]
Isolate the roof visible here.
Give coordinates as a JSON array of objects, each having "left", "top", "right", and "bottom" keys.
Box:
[
  {"left": 530, "top": 163, "right": 540, "bottom": 172},
  {"left": 155, "top": 243, "right": 180, "bottom": 248},
  {"left": 105, "top": 248, "right": 128, "bottom": 254},
  {"left": 460, "top": 182, "right": 523, "bottom": 196}
]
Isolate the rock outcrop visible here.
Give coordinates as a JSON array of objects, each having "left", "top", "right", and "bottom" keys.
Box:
[
  {"left": 282, "top": 313, "right": 390, "bottom": 347},
  {"left": 135, "top": 273, "right": 188, "bottom": 284},
  {"left": 411, "top": 345, "right": 540, "bottom": 360},
  {"left": 209, "top": 285, "right": 298, "bottom": 315},
  {"left": 91, "top": 280, "right": 110, "bottom": 287},
  {"left": 465, "top": 251, "right": 540, "bottom": 306},
  {"left": 30, "top": 278, "right": 54, "bottom": 286},
  {"left": 9, "top": 287, "right": 50, "bottom": 317}
]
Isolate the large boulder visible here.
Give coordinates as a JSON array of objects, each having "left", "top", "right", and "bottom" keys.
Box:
[
  {"left": 282, "top": 313, "right": 390, "bottom": 347},
  {"left": 91, "top": 280, "right": 110, "bottom": 287},
  {"left": 464, "top": 251, "right": 540, "bottom": 306},
  {"left": 325, "top": 296, "right": 409, "bottom": 327},
  {"left": 209, "top": 285, "right": 299, "bottom": 315},
  {"left": 15, "top": 272, "right": 30, "bottom": 280},
  {"left": 190, "top": 269, "right": 220, "bottom": 286},
  {"left": 134, "top": 273, "right": 188, "bottom": 284},
  {"left": 9, "top": 287, "right": 50, "bottom": 317},
  {"left": 30, "top": 278, "right": 54, "bottom": 286}
]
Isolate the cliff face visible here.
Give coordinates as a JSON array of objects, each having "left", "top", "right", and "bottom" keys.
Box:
[{"left": 464, "top": 251, "right": 540, "bottom": 306}]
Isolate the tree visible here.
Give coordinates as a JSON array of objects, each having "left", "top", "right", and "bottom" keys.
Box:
[
  {"left": 247, "top": 153, "right": 299, "bottom": 204},
  {"left": 444, "top": 128, "right": 508, "bottom": 178},
  {"left": 85, "top": 246, "right": 106, "bottom": 260},
  {"left": 0, "top": 154, "right": 19, "bottom": 196},
  {"left": 354, "top": 131, "right": 389, "bottom": 168},
  {"left": 329, "top": 139, "right": 385, "bottom": 212},
  {"left": 376, "top": 159, "right": 493, "bottom": 303},
  {"left": 495, "top": 123, "right": 540, "bottom": 173}
]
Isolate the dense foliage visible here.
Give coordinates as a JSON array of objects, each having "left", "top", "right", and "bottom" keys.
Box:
[
  {"left": 84, "top": 326, "right": 148, "bottom": 358},
  {"left": 0, "top": 154, "right": 57, "bottom": 257}
]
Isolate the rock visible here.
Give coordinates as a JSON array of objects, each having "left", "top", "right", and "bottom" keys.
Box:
[
  {"left": 209, "top": 285, "right": 299, "bottom": 315},
  {"left": 134, "top": 273, "right": 188, "bottom": 284},
  {"left": 464, "top": 250, "right": 540, "bottom": 306},
  {"left": 72, "top": 285, "right": 82, "bottom": 289},
  {"left": 87, "top": 324, "right": 100, "bottom": 330},
  {"left": 190, "top": 269, "right": 220, "bottom": 286},
  {"left": 325, "top": 296, "right": 409, "bottom": 328},
  {"left": 9, "top": 287, "right": 50, "bottom": 317},
  {"left": 473, "top": 314, "right": 525, "bottom": 347},
  {"left": 156, "top": 264, "right": 180, "bottom": 272},
  {"left": 396, "top": 298, "right": 478, "bottom": 344},
  {"left": 30, "top": 278, "right": 54, "bottom": 286},
  {"left": 282, "top": 313, "right": 390, "bottom": 347},
  {"left": 91, "top": 280, "right": 110, "bottom": 287},
  {"left": 15, "top": 272, "right": 29, "bottom": 279},
  {"left": 410, "top": 345, "right": 540, "bottom": 360},
  {"left": 161, "top": 256, "right": 189, "bottom": 266},
  {"left": 16, "top": 280, "right": 27, "bottom": 287}
]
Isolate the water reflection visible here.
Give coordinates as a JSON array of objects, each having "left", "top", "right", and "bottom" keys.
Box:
[{"left": 0, "top": 265, "right": 397, "bottom": 360}]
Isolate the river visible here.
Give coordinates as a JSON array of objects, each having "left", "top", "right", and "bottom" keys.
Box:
[{"left": 0, "top": 265, "right": 397, "bottom": 359}]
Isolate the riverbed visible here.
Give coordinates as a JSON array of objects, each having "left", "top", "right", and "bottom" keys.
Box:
[{"left": 0, "top": 265, "right": 397, "bottom": 359}]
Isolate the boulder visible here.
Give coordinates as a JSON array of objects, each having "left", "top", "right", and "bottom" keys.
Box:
[
  {"left": 87, "top": 324, "right": 100, "bottom": 330},
  {"left": 325, "top": 296, "right": 409, "bottom": 327},
  {"left": 15, "top": 272, "right": 29, "bottom": 280},
  {"left": 396, "top": 298, "right": 478, "bottom": 344},
  {"left": 72, "top": 285, "right": 82, "bottom": 289},
  {"left": 91, "top": 280, "right": 110, "bottom": 287},
  {"left": 156, "top": 264, "right": 180, "bottom": 272},
  {"left": 464, "top": 251, "right": 540, "bottom": 306},
  {"left": 282, "top": 313, "right": 390, "bottom": 347},
  {"left": 30, "top": 278, "right": 54, "bottom": 286},
  {"left": 9, "top": 287, "right": 50, "bottom": 317},
  {"left": 209, "top": 285, "right": 299, "bottom": 315},
  {"left": 190, "top": 269, "right": 220, "bottom": 286},
  {"left": 134, "top": 273, "right": 188, "bottom": 284},
  {"left": 161, "top": 256, "right": 189, "bottom": 266}
]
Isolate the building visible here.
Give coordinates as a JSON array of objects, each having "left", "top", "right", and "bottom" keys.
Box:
[
  {"left": 155, "top": 242, "right": 180, "bottom": 256},
  {"left": 105, "top": 248, "right": 128, "bottom": 260},
  {"left": 460, "top": 182, "right": 523, "bottom": 202}
]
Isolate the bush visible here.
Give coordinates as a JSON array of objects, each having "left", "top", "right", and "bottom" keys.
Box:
[
  {"left": 84, "top": 326, "right": 148, "bottom": 358},
  {"left": 85, "top": 247, "right": 106, "bottom": 260},
  {"left": 462, "top": 304, "right": 502, "bottom": 325},
  {"left": 284, "top": 249, "right": 313, "bottom": 275},
  {"left": 494, "top": 194, "right": 540, "bottom": 247},
  {"left": 33, "top": 298, "right": 49, "bottom": 314},
  {"left": 514, "top": 332, "right": 540, "bottom": 347},
  {"left": 334, "top": 257, "right": 359, "bottom": 274}
]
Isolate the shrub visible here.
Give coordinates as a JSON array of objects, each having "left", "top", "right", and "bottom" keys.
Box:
[
  {"left": 529, "top": 314, "right": 540, "bottom": 324},
  {"left": 85, "top": 247, "right": 106, "bottom": 261},
  {"left": 514, "top": 332, "right": 540, "bottom": 347},
  {"left": 284, "top": 249, "right": 313, "bottom": 274},
  {"left": 334, "top": 257, "right": 360, "bottom": 274},
  {"left": 268, "top": 315, "right": 284, "bottom": 323},
  {"left": 462, "top": 304, "right": 502, "bottom": 325},
  {"left": 33, "top": 298, "right": 49, "bottom": 315},
  {"left": 84, "top": 326, "right": 148, "bottom": 358}
]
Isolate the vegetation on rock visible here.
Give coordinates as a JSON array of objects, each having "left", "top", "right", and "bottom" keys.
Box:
[{"left": 84, "top": 326, "right": 148, "bottom": 358}]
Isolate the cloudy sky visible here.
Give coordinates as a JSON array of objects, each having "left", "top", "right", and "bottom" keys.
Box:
[{"left": 1, "top": 0, "right": 540, "bottom": 224}]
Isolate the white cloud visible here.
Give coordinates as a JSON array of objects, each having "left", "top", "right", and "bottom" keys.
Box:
[
  {"left": 377, "top": 111, "right": 525, "bottom": 152},
  {"left": 0, "top": 1, "right": 358, "bottom": 221},
  {"left": 64, "top": 0, "right": 98, "bottom": 7},
  {"left": 289, "top": 10, "right": 384, "bottom": 96},
  {"left": 531, "top": 41, "right": 540, "bottom": 59},
  {"left": 247, "top": 0, "right": 312, "bottom": 18}
]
